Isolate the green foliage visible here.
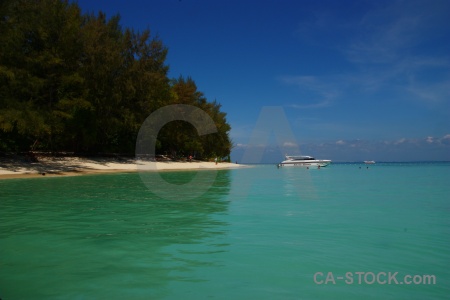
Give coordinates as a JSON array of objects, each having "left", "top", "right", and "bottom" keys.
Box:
[{"left": 0, "top": 0, "right": 231, "bottom": 158}]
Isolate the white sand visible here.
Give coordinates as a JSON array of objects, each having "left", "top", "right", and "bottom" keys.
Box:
[{"left": 0, "top": 157, "right": 247, "bottom": 179}]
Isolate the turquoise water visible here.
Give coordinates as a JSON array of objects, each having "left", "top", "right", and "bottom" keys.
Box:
[{"left": 1, "top": 163, "right": 449, "bottom": 299}]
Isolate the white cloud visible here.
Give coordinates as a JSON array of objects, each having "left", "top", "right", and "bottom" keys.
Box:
[
  {"left": 293, "top": 1, "right": 450, "bottom": 109},
  {"left": 283, "top": 142, "right": 298, "bottom": 147},
  {"left": 343, "top": 1, "right": 450, "bottom": 64},
  {"left": 279, "top": 75, "right": 339, "bottom": 108},
  {"left": 394, "top": 138, "right": 407, "bottom": 145},
  {"left": 419, "top": 135, "right": 450, "bottom": 144},
  {"left": 296, "top": 136, "right": 450, "bottom": 161},
  {"left": 336, "top": 140, "right": 345, "bottom": 145},
  {"left": 441, "top": 134, "right": 450, "bottom": 145},
  {"left": 406, "top": 78, "right": 450, "bottom": 105},
  {"left": 287, "top": 101, "right": 331, "bottom": 109}
]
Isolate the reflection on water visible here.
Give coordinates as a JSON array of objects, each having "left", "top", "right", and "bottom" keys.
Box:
[
  {"left": 0, "top": 170, "right": 231, "bottom": 299},
  {"left": 227, "top": 164, "right": 319, "bottom": 201},
  {"left": 140, "top": 168, "right": 220, "bottom": 201}
]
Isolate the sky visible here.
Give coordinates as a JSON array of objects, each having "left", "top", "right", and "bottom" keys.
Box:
[{"left": 75, "top": 0, "right": 450, "bottom": 162}]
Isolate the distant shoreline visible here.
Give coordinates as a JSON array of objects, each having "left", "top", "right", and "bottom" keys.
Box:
[
  {"left": 0, "top": 156, "right": 247, "bottom": 180},
  {"left": 243, "top": 161, "right": 450, "bottom": 164}
]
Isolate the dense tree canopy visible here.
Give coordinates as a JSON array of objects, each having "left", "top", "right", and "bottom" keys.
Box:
[{"left": 0, "top": 0, "right": 232, "bottom": 160}]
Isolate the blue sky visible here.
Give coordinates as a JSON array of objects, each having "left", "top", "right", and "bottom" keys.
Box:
[{"left": 75, "top": 0, "right": 450, "bottom": 162}]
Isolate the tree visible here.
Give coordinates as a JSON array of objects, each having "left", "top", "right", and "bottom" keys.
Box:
[
  {"left": 0, "top": 0, "right": 86, "bottom": 151},
  {"left": 0, "top": 0, "right": 232, "bottom": 159},
  {"left": 162, "top": 77, "right": 232, "bottom": 160}
]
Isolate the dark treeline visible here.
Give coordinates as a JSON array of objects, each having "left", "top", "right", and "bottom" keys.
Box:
[{"left": 0, "top": 0, "right": 232, "bottom": 160}]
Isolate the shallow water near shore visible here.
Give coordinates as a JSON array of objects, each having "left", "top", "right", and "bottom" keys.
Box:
[{"left": 1, "top": 163, "right": 449, "bottom": 299}]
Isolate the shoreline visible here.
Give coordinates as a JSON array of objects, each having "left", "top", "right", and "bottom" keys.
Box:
[{"left": 0, "top": 157, "right": 248, "bottom": 180}]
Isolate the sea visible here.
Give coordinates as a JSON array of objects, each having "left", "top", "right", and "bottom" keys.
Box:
[{"left": 1, "top": 163, "right": 449, "bottom": 299}]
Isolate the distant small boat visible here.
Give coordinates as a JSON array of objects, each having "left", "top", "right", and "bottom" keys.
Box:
[
  {"left": 364, "top": 160, "right": 376, "bottom": 164},
  {"left": 279, "top": 155, "right": 331, "bottom": 167}
]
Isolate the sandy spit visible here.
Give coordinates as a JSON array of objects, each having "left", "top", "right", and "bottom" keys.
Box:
[{"left": 0, "top": 156, "right": 248, "bottom": 180}]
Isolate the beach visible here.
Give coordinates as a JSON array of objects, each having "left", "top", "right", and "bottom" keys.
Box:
[{"left": 0, "top": 156, "right": 246, "bottom": 179}]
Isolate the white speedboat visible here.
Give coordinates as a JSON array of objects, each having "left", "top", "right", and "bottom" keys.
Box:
[
  {"left": 279, "top": 155, "right": 331, "bottom": 167},
  {"left": 364, "top": 160, "right": 376, "bottom": 164}
]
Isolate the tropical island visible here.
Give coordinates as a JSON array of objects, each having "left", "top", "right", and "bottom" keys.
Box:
[{"left": 0, "top": 0, "right": 235, "bottom": 177}]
